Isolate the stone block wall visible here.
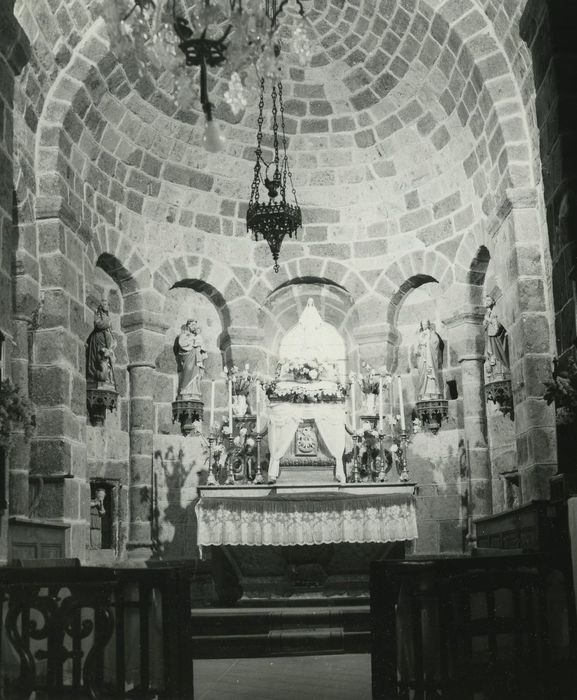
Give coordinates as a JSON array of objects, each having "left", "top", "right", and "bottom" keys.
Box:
[
  {"left": 521, "top": 0, "right": 577, "bottom": 357},
  {"left": 0, "top": 0, "right": 563, "bottom": 562}
]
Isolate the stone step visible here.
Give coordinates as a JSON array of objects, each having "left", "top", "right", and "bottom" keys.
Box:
[
  {"left": 190, "top": 630, "right": 369, "bottom": 658},
  {"left": 190, "top": 604, "right": 371, "bottom": 658}
]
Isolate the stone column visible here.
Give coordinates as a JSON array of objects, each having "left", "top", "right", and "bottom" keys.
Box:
[
  {"left": 9, "top": 316, "right": 31, "bottom": 516},
  {"left": 127, "top": 362, "right": 155, "bottom": 558},
  {"left": 459, "top": 354, "right": 492, "bottom": 518},
  {"left": 123, "top": 312, "right": 167, "bottom": 560},
  {"left": 445, "top": 311, "right": 492, "bottom": 519}
]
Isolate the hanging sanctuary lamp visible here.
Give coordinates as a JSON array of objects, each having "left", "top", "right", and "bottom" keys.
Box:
[{"left": 246, "top": 78, "right": 302, "bottom": 271}]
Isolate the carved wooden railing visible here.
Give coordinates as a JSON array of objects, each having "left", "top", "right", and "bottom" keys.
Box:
[
  {"left": 370, "top": 554, "right": 576, "bottom": 700},
  {"left": 0, "top": 564, "right": 194, "bottom": 699}
]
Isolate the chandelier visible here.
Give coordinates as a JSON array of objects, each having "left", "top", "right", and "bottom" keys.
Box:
[
  {"left": 246, "top": 78, "right": 301, "bottom": 272},
  {"left": 103, "top": 1, "right": 313, "bottom": 151}
]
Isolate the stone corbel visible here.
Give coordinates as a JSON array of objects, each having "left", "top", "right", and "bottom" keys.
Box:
[
  {"left": 87, "top": 384, "right": 118, "bottom": 426},
  {"left": 484, "top": 377, "right": 514, "bottom": 419}
]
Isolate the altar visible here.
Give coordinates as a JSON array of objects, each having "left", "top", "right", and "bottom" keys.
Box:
[
  {"left": 196, "top": 482, "right": 417, "bottom": 601},
  {"left": 196, "top": 299, "right": 418, "bottom": 601},
  {"left": 196, "top": 483, "right": 417, "bottom": 547}
]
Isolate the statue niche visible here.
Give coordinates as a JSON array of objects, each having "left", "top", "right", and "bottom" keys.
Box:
[
  {"left": 86, "top": 299, "right": 118, "bottom": 426},
  {"left": 172, "top": 319, "right": 208, "bottom": 435},
  {"left": 268, "top": 298, "right": 347, "bottom": 484}
]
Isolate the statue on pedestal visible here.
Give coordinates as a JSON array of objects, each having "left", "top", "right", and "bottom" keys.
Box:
[
  {"left": 483, "top": 295, "right": 510, "bottom": 378},
  {"left": 173, "top": 319, "right": 207, "bottom": 399},
  {"left": 412, "top": 321, "right": 444, "bottom": 400},
  {"left": 86, "top": 299, "right": 116, "bottom": 388},
  {"left": 483, "top": 295, "right": 514, "bottom": 418},
  {"left": 86, "top": 299, "right": 118, "bottom": 425}
]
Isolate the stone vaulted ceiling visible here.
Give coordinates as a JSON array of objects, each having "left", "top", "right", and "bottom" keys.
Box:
[{"left": 13, "top": 0, "right": 537, "bottom": 297}]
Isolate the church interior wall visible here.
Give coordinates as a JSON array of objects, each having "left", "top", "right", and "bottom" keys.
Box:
[{"left": 0, "top": 0, "right": 567, "bottom": 567}]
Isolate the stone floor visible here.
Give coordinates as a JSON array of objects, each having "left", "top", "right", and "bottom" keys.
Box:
[{"left": 194, "top": 654, "right": 372, "bottom": 699}]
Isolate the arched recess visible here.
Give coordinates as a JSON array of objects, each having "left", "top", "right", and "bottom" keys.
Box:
[
  {"left": 262, "top": 277, "right": 356, "bottom": 376},
  {"left": 84, "top": 254, "right": 133, "bottom": 562}
]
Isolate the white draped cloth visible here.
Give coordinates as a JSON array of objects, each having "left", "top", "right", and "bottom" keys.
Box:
[
  {"left": 267, "top": 402, "right": 347, "bottom": 482},
  {"left": 196, "top": 493, "right": 418, "bottom": 546}
]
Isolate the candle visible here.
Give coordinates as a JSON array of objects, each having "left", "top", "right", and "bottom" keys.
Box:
[
  {"left": 378, "top": 376, "right": 384, "bottom": 432},
  {"left": 397, "top": 375, "right": 405, "bottom": 430},
  {"left": 228, "top": 377, "right": 233, "bottom": 433},
  {"left": 351, "top": 379, "right": 356, "bottom": 429},
  {"left": 255, "top": 382, "right": 261, "bottom": 433},
  {"left": 209, "top": 380, "right": 215, "bottom": 429}
]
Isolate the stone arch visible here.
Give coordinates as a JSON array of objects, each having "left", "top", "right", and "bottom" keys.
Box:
[
  {"left": 250, "top": 258, "right": 364, "bottom": 309},
  {"left": 153, "top": 255, "right": 232, "bottom": 306},
  {"left": 427, "top": 0, "right": 533, "bottom": 189},
  {"left": 376, "top": 250, "right": 452, "bottom": 323},
  {"left": 263, "top": 278, "right": 356, "bottom": 363},
  {"left": 34, "top": 20, "right": 110, "bottom": 238},
  {"left": 171, "top": 279, "right": 231, "bottom": 342}
]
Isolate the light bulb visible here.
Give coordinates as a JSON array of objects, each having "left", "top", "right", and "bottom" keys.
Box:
[{"left": 202, "top": 118, "right": 226, "bottom": 153}]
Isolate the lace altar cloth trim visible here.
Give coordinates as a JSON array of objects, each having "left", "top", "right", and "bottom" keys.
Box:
[{"left": 195, "top": 493, "right": 418, "bottom": 546}]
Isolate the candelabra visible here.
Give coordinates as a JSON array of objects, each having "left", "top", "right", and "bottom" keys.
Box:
[
  {"left": 224, "top": 434, "right": 235, "bottom": 485},
  {"left": 376, "top": 430, "right": 388, "bottom": 482},
  {"left": 253, "top": 430, "right": 267, "bottom": 484},
  {"left": 350, "top": 434, "right": 362, "bottom": 483},
  {"left": 396, "top": 430, "right": 410, "bottom": 482}
]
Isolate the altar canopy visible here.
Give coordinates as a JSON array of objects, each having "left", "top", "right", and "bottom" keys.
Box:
[
  {"left": 268, "top": 402, "right": 347, "bottom": 482},
  {"left": 196, "top": 490, "right": 418, "bottom": 547}
]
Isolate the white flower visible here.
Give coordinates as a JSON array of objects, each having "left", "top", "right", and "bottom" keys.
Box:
[
  {"left": 246, "top": 437, "right": 255, "bottom": 447},
  {"left": 240, "top": 427, "right": 248, "bottom": 436},
  {"left": 233, "top": 436, "right": 241, "bottom": 447},
  {"left": 222, "top": 425, "right": 231, "bottom": 435},
  {"left": 309, "top": 369, "right": 319, "bottom": 380},
  {"left": 390, "top": 444, "right": 399, "bottom": 453}
]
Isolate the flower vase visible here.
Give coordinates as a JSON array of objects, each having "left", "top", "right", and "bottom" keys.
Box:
[{"left": 232, "top": 393, "right": 248, "bottom": 418}]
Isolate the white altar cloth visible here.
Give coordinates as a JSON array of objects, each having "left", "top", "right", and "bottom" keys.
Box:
[
  {"left": 195, "top": 487, "right": 418, "bottom": 547},
  {"left": 268, "top": 402, "right": 347, "bottom": 482}
]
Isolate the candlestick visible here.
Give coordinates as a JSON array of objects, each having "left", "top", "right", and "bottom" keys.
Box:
[
  {"left": 397, "top": 375, "right": 405, "bottom": 430},
  {"left": 228, "top": 377, "right": 233, "bottom": 434},
  {"left": 351, "top": 379, "right": 356, "bottom": 429},
  {"left": 377, "top": 432, "right": 388, "bottom": 482},
  {"left": 378, "top": 376, "right": 384, "bottom": 431},
  {"left": 206, "top": 436, "right": 217, "bottom": 486},
  {"left": 209, "top": 380, "right": 215, "bottom": 429},
  {"left": 350, "top": 434, "right": 361, "bottom": 483},
  {"left": 255, "top": 382, "right": 261, "bottom": 433},
  {"left": 225, "top": 435, "right": 234, "bottom": 485},
  {"left": 254, "top": 432, "right": 264, "bottom": 484}
]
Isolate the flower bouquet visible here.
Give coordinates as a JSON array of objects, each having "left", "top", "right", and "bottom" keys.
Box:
[
  {"left": 268, "top": 382, "right": 347, "bottom": 403},
  {"left": 223, "top": 364, "right": 254, "bottom": 396},
  {"left": 349, "top": 362, "right": 392, "bottom": 395},
  {"left": 284, "top": 358, "right": 328, "bottom": 381}
]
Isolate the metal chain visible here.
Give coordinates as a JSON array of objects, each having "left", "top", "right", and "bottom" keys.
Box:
[
  {"left": 278, "top": 81, "right": 298, "bottom": 207},
  {"left": 249, "top": 77, "right": 266, "bottom": 208},
  {"left": 271, "top": 82, "right": 280, "bottom": 183}
]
